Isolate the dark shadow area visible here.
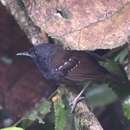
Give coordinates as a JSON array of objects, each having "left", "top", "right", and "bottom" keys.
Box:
[{"left": 0, "top": 3, "right": 54, "bottom": 128}]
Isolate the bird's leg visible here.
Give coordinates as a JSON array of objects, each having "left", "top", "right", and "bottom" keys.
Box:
[{"left": 70, "top": 81, "right": 92, "bottom": 112}]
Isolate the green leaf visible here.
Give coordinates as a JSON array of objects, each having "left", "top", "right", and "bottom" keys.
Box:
[
  {"left": 99, "top": 59, "right": 127, "bottom": 80},
  {"left": 103, "top": 45, "right": 127, "bottom": 64},
  {"left": 123, "top": 96, "right": 130, "bottom": 119},
  {"left": 0, "top": 127, "right": 24, "bottom": 130},
  {"left": 114, "top": 47, "right": 128, "bottom": 63},
  {"left": 86, "top": 83, "right": 117, "bottom": 108},
  {"left": 27, "top": 100, "right": 51, "bottom": 124},
  {"left": 37, "top": 100, "right": 51, "bottom": 115},
  {"left": 99, "top": 59, "right": 130, "bottom": 98},
  {"left": 53, "top": 95, "right": 67, "bottom": 130}
]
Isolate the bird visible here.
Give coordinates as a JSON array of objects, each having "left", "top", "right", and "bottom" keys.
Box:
[
  {"left": 16, "top": 43, "right": 109, "bottom": 84},
  {"left": 17, "top": 43, "right": 121, "bottom": 112}
]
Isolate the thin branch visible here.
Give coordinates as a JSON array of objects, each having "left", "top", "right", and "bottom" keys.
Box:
[{"left": 59, "top": 85, "right": 104, "bottom": 130}]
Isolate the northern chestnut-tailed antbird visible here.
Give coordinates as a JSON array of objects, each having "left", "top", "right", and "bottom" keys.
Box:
[{"left": 17, "top": 43, "right": 123, "bottom": 111}]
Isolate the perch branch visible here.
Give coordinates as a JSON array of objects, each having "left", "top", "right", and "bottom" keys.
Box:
[{"left": 59, "top": 85, "right": 104, "bottom": 130}]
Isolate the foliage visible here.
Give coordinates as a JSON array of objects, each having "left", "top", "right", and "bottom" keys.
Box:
[
  {"left": 123, "top": 96, "right": 130, "bottom": 119},
  {"left": 0, "top": 127, "right": 24, "bottom": 130}
]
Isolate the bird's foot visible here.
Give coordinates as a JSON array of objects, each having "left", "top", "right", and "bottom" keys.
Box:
[
  {"left": 70, "top": 96, "right": 85, "bottom": 113},
  {"left": 70, "top": 81, "right": 92, "bottom": 112}
]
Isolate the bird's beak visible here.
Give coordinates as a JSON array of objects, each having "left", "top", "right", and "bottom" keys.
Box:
[{"left": 16, "top": 51, "right": 33, "bottom": 58}]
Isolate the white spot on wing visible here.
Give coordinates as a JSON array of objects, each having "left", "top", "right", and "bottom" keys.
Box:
[
  {"left": 58, "top": 65, "right": 63, "bottom": 70},
  {"left": 69, "top": 58, "right": 72, "bottom": 61}
]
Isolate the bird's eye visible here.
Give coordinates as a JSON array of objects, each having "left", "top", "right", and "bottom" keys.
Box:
[{"left": 43, "top": 57, "right": 46, "bottom": 61}]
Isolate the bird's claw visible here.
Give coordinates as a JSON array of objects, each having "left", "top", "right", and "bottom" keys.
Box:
[{"left": 70, "top": 96, "right": 85, "bottom": 113}]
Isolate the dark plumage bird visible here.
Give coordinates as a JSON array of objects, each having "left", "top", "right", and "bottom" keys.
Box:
[
  {"left": 17, "top": 43, "right": 109, "bottom": 84},
  {"left": 17, "top": 43, "right": 130, "bottom": 112}
]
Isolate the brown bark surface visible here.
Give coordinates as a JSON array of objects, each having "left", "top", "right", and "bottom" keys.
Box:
[{"left": 25, "top": 0, "right": 130, "bottom": 50}]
